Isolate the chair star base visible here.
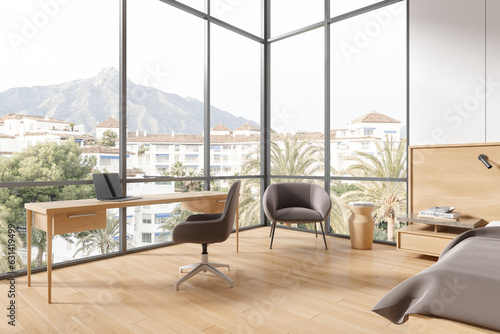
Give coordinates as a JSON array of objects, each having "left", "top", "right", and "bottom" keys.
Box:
[{"left": 175, "top": 250, "right": 233, "bottom": 290}]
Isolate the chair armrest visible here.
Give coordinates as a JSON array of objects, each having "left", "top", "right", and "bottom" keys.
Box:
[
  {"left": 310, "top": 186, "right": 332, "bottom": 220},
  {"left": 262, "top": 185, "right": 278, "bottom": 221}
]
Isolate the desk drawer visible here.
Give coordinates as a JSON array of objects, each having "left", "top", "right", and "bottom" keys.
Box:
[
  {"left": 181, "top": 199, "right": 226, "bottom": 213},
  {"left": 398, "top": 231, "right": 453, "bottom": 257},
  {"left": 34, "top": 210, "right": 107, "bottom": 235},
  {"left": 54, "top": 210, "right": 106, "bottom": 235}
]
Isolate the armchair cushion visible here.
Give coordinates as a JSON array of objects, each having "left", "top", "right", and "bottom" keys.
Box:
[{"left": 274, "top": 207, "right": 324, "bottom": 222}]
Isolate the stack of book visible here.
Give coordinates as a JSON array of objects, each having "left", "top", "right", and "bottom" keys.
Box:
[{"left": 417, "top": 206, "right": 460, "bottom": 220}]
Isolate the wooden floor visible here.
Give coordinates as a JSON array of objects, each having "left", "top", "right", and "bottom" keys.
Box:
[{"left": 1, "top": 227, "right": 437, "bottom": 334}]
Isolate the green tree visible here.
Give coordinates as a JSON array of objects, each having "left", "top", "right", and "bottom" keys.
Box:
[
  {"left": 0, "top": 142, "right": 96, "bottom": 268},
  {"left": 99, "top": 129, "right": 117, "bottom": 147},
  {"left": 73, "top": 212, "right": 131, "bottom": 256},
  {"left": 0, "top": 209, "right": 24, "bottom": 273},
  {"left": 343, "top": 137, "right": 407, "bottom": 241}
]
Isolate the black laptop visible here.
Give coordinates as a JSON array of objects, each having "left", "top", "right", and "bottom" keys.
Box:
[{"left": 92, "top": 173, "right": 142, "bottom": 201}]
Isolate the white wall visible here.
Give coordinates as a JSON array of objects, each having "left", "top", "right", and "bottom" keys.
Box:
[
  {"left": 486, "top": 0, "right": 500, "bottom": 142},
  {"left": 409, "top": 0, "right": 498, "bottom": 145}
]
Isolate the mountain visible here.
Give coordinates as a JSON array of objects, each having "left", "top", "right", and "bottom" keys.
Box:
[{"left": 0, "top": 67, "right": 259, "bottom": 135}]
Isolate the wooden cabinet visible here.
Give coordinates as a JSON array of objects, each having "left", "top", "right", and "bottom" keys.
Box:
[
  {"left": 396, "top": 214, "right": 485, "bottom": 257},
  {"left": 397, "top": 224, "right": 467, "bottom": 257}
]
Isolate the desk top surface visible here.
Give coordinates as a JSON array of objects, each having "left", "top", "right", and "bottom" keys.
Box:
[{"left": 25, "top": 191, "right": 227, "bottom": 214}]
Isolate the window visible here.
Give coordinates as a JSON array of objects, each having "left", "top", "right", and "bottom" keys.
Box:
[
  {"left": 156, "top": 154, "right": 169, "bottom": 163},
  {"left": 142, "top": 214, "right": 152, "bottom": 224},
  {"left": 337, "top": 142, "right": 349, "bottom": 150},
  {"left": 0, "top": 0, "right": 407, "bottom": 280},
  {"left": 142, "top": 233, "right": 152, "bottom": 244},
  {"left": 272, "top": 28, "right": 325, "bottom": 177}
]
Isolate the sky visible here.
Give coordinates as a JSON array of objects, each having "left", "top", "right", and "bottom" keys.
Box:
[{"left": 0, "top": 0, "right": 406, "bottom": 133}]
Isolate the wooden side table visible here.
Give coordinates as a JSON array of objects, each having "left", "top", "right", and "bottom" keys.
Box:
[
  {"left": 348, "top": 202, "right": 375, "bottom": 250},
  {"left": 396, "top": 213, "right": 486, "bottom": 257}
]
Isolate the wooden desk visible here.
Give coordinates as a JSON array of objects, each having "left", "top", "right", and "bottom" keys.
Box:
[{"left": 25, "top": 191, "right": 238, "bottom": 303}]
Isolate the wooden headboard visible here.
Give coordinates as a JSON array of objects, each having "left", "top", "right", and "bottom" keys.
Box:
[{"left": 409, "top": 142, "right": 500, "bottom": 222}]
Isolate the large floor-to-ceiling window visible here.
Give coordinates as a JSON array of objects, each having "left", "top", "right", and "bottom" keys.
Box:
[{"left": 0, "top": 0, "right": 406, "bottom": 279}]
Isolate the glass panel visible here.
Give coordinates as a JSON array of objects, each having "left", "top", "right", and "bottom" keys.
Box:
[
  {"left": 330, "top": 181, "right": 407, "bottom": 242},
  {"left": 331, "top": 0, "right": 398, "bottom": 17},
  {"left": 211, "top": 178, "right": 261, "bottom": 228},
  {"left": 177, "top": 0, "right": 206, "bottom": 13},
  {"left": 211, "top": 0, "right": 261, "bottom": 37},
  {"left": 0, "top": 0, "right": 118, "bottom": 274},
  {"left": 330, "top": 2, "right": 406, "bottom": 176},
  {"left": 271, "top": 0, "right": 324, "bottom": 37},
  {"left": 271, "top": 29, "right": 324, "bottom": 176},
  {"left": 211, "top": 25, "right": 261, "bottom": 176},
  {"left": 0, "top": 0, "right": 118, "bottom": 176},
  {"left": 126, "top": 182, "right": 205, "bottom": 249},
  {"left": 128, "top": 0, "right": 204, "bottom": 178},
  {"left": 56, "top": 208, "right": 123, "bottom": 264},
  {"left": 0, "top": 184, "right": 97, "bottom": 274}
]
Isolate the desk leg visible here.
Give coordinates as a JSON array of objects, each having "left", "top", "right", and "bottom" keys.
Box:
[
  {"left": 47, "top": 214, "right": 53, "bottom": 304},
  {"left": 27, "top": 210, "right": 32, "bottom": 287},
  {"left": 236, "top": 198, "right": 239, "bottom": 253}
]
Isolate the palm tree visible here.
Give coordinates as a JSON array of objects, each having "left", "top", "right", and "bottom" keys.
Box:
[
  {"left": 329, "top": 182, "right": 358, "bottom": 235},
  {"left": 73, "top": 212, "right": 130, "bottom": 257},
  {"left": 239, "top": 133, "right": 323, "bottom": 228},
  {"left": 183, "top": 169, "right": 203, "bottom": 192},
  {"left": 343, "top": 137, "right": 407, "bottom": 241},
  {"left": 270, "top": 134, "right": 323, "bottom": 180},
  {"left": 170, "top": 161, "right": 186, "bottom": 178},
  {"left": 159, "top": 204, "right": 193, "bottom": 233}
]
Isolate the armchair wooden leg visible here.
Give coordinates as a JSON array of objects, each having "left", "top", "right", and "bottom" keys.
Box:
[
  {"left": 320, "top": 221, "right": 328, "bottom": 250},
  {"left": 314, "top": 223, "right": 318, "bottom": 237},
  {"left": 270, "top": 221, "right": 277, "bottom": 249}
]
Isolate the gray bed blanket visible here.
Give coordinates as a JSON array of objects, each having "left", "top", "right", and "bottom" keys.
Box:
[{"left": 372, "top": 226, "right": 500, "bottom": 330}]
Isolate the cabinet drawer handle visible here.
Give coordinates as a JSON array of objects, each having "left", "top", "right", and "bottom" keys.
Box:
[
  {"left": 217, "top": 200, "right": 226, "bottom": 203},
  {"left": 68, "top": 213, "right": 97, "bottom": 218}
]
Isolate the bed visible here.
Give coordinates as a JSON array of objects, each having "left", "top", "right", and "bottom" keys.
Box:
[
  {"left": 374, "top": 143, "right": 500, "bottom": 333},
  {"left": 373, "top": 225, "right": 500, "bottom": 332}
]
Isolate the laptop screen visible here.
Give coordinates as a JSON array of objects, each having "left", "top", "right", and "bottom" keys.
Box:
[{"left": 93, "top": 173, "right": 124, "bottom": 199}]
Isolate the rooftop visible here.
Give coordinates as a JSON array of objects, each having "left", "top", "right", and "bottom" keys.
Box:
[
  {"left": 96, "top": 117, "right": 120, "bottom": 128},
  {"left": 211, "top": 124, "right": 231, "bottom": 132},
  {"left": 0, "top": 113, "right": 69, "bottom": 124},
  {"left": 234, "top": 123, "right": 259, "bottom": 131},
  {"left": 351, "top": 111, "right": 401, "bottom": 124}
]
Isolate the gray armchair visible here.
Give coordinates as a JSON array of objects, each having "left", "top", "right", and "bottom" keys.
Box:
[
  {"left": 263, "top": 182, "right": 332, "bottom": 249},
  {"left": 172, "top": 181, "right": 241, "bottom": 290}
]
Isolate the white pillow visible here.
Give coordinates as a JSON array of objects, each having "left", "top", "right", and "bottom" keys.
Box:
[{"left": 486, "top": 221, "right": 500, "bottom": 227}]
